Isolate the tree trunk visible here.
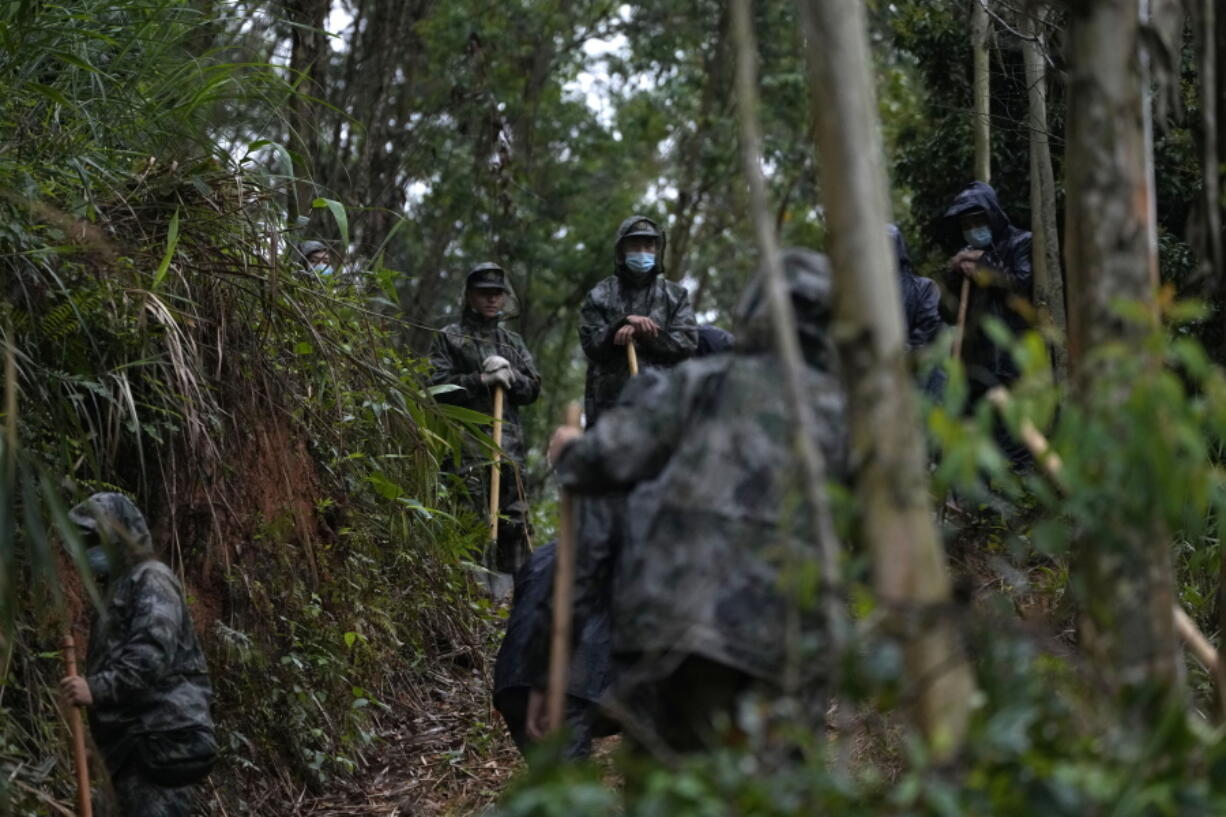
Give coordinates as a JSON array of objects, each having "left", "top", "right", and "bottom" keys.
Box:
[
  {"left": 731, "top": 0, "right": 845, "bottom": 692},
  {"left": 972, "top": 0, "right": 991, "bottom": 183},
  {"left": 1062, "top": 0, "right": 1180, "bottom": 729},
  {"left": 1196, "top": 0, "right": 1225, "bottom": 319},
  {"left": 284, "top": 0, "right": 330, "bottom": 229},
  {"left": 1021, "top": 8, "right": 1068, "bottom": 380},
  {"left": 795, "top": 0, "right": 976, "bottom": 758}
]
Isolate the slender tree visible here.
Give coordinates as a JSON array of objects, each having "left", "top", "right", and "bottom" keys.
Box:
[
  {"left": 283, "top": 0, "right": 330, "bottom": 226},
  {"left": 1021, "top": 7, "right": 1068, "bottom": 379},
  {"left": 1062, "top": 0, "right": 1180, "bottom": 728},
  {"left": 795, "top": 0, "right": 976, "bottom": 757},
  {"left": 972, "top": 0, "right": 991, "bottom": 184}
]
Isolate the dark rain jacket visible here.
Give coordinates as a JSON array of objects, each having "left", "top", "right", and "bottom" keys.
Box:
[
  {"left": 937, "top": 182, "right": 1034, "bottom": 386},
  {"left": 73, "top": 494, "right": 214, "bottom": 772},
  {"left": 428, "top": 307, "right": 541, "bottom": 462},
  {"left": 493, "top": 541, "right": 614, "bottom": 708},
  {"left": 579, "top": 215, "right": 698, "bottom": 424},
  {"left": 888, "top": 224, "right": 943, "bottom": 350},
  {"left": 696, "top": 325, "right": 735, "bottom": 356}
]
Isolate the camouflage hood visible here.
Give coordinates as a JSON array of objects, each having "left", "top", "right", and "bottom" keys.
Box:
[
  {"left": 733, "top": 248, "right": 835, "bottom": 369},
  {"left": 69, "top": 492, "right": 154, "bottom": 567},
  {"left": 613, "top": 215, "right": 667, "bottom": 285}
]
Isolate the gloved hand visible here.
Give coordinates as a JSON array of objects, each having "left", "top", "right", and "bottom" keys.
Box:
[{"left": 482, "top": 355, "right": 514, "bottom": 390}]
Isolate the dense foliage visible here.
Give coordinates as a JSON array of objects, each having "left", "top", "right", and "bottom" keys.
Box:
[
  {"left": 0, "top": 2, "right": 496, "bottom": 814},
  {"left": 3, "top": 0, "right": 1226, "bottom": 816}
]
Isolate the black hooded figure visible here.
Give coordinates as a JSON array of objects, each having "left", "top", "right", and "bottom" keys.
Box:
[
  {"left": 936, "top": 181, "right": 1034, "bottom": 391},
  {"left": 888, "top": 223, "right": 943, "bottom": 350}
]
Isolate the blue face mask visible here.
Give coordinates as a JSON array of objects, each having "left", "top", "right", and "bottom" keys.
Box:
[
  {"left": 311, "top": 263, "right": 334, "bottom": 276},
  {"left": 624, "top": 252, "right": 656, "bottom": 275},
  {"left": 963, "top": 226, "right": 993, "bottom": 249},
  {"left": 86, "top": 545, "right": 112, "bottom": 578}
]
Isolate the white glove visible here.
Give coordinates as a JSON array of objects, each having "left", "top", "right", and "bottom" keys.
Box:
[
  {"left": 482, "top": 355, "right": 512, "bottom": 373},
  {"left": 483, "top": 369, "right": 513, "bottom": 390},
  {"left": 482, "top": 355, "right": 514, "bottom": 390}
]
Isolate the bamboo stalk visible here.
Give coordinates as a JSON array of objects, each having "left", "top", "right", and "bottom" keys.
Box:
[
  {"left": 547, "top": 402, "right": 582, "bottom": 731},
  {"left": 61, "top": 635, "right": 93, "bottom": 817},
  {"left": 488, "top": 385, "right": 505, "bottom": 547}
]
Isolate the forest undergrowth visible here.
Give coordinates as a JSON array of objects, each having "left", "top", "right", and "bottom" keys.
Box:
[{"left": 0, "top": 4, "right": 528, "bottom": 814}]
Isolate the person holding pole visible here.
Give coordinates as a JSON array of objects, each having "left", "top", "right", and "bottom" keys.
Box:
[
  {"left": 428, "top": 263, "right": 541, "bottom": 581},
  {"left": 936, "top": 182, "right": 1034, "bottom": 389},
  {"left": 58, "top": 492, "right": 216, "bottom": 817},
  {"left": 936, "top": 182, "right": 1035, "bottom": 464},
  {"left": 546, "top": 250, "right": 849, "bottom": 756},
  {"left": 578, "top": 215, "right": 697, "bottom": 426}
]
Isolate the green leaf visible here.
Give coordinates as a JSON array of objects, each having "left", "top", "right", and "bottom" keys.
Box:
[
  {"left": 151, "top": 208, "right": 180, "bottom": 289},
  {"left": 312, "top": 197, "right": 349, "bottom": 253}
]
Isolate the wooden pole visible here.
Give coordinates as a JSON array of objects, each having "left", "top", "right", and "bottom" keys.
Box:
[
  {"left": 487, "top": 385, "right": 505, "bottom": 547},
  {"left": 987, "top": 386, "right": 1226, "bottom": 712},
  {"left": 953, "top": 276, "right": 971, "bottom": 361},
  {"left": 626, "top": 339, "right": 639, "bottom": 376},
  {"left": 61, "top": 635, "right": 92, "bottom": 817},
  {"left": 546, "top": 402, "right": 582, "bottom": 731}
]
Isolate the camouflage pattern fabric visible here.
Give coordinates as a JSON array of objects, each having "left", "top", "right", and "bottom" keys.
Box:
[
  {"left": 70, "top": 493, "right": 214, "bottom": 802},
  {"left": 579, "top": 214, "right": 697, "bottom": 424},
  {"left": 429, "top": 306, "right": 541, "bottom": 573},
  {"left": 428, "top": 309, "right": 541, "bottom": 463},
  {"left": 554, "top": 349, "right": 848, "bottom": 686},
  {"left": 106, "top": 766, "right": 199, "bottom": 817}
]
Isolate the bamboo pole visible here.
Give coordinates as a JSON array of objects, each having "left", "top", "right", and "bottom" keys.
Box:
[
  {"left": 546, "top": 402, "right": 582, "bottom": 731},
  {"left": 626, "top": 339, "right": 639, "bottom": 376},
  {"left": 487, "top": 385, "right": 505, "bottom": 547},
  {"left": 61, "top": 635, "right": 92, "bottom": 817}
]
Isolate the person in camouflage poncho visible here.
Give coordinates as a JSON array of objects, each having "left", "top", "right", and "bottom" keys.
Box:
[
  {"left": 59, "top": 492, "right": 215, "bottom": 817},
  {"left": 549, "top": 249, "right": 849, "bottom": 754},
  {"left": 579, "top": 215, "right": 697, "bottom": 424},
  {"left": 428, "top": 263, "right": 542, "bottom": 576}
]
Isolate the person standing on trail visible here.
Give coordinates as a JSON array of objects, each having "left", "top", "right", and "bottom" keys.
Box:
[
  {"left": 59, "top": 492, "right": 217, "bottom": 817},
  {"left": 546, "top": 249, "right": 849, "bottom": 755},
  {"left": 579, "top": 215, "right": 697, "bottom": 425},
  {"left": 428, "top": 263, "right": 541, "bottom": 579},
  {"left": 936, "top": 182, "right": 1034, "bottom": 391}
]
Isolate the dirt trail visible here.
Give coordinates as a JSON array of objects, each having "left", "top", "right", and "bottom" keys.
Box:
[{"left": 301, "top": 664, "right": 522, "bottom": 817}]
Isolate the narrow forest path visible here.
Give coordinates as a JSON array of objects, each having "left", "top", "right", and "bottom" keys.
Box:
[{"left": 299, "top": 641, "right": 522, "bottom": 817}]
